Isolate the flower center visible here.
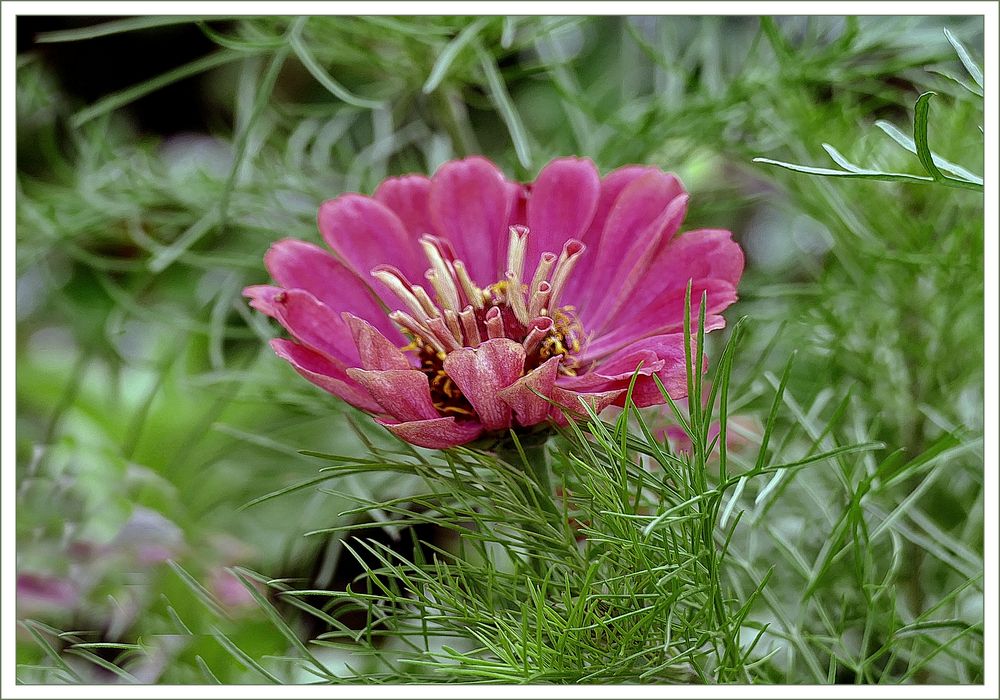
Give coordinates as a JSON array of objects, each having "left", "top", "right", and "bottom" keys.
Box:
[{"left": 371, "top": 226, "right": 587, "bottom": 416}]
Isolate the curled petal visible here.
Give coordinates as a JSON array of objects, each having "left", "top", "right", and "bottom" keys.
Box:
[
  {"left": 586, "top": 193, "right": 689, "bottom": 331},
  {"left": 271, "top": 339, "right": 383, "bottom": 413},
  {"left": 497, "top": 356, "right": 561, "bottom": 427},
  {"left": 379, "top": 416, "right": 483, "bottom": 449},
  {"left": 524, "top": 157, "right": 600, "bottom": 280},
  {"left": 243, "top": 284, "right": 282, "bottom": 318},
  {"left": 442, "top": 338, "right": 525, "bottom": 431},
  {"left": 429, "top": 156, "right": 515, "bottom": 284},
  {"left": 548, "top": 387, "right": 623, "bottom": 425},
  {"left": 347, "top": 368, "right": 440, "bottom": 422},
  {"left": 343, "top": 313, "right": 412, "bottom": 370},
  {"left": 655, "top": 228, "right": 745, "bottom": 289},
  {"left": 584, "top": 166, "right": 663, "bottom": 243},
  {"left": 593, "top": 229, "right": 744, "bottom": 348},
  {"left": 566, "top": 333, "right": 703, "bottom": 408}
]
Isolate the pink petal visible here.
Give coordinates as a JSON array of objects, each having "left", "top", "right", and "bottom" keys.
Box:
[
  {"left": 653, "top": 228, "right": 745, "bottom": 289},
  {"left": 584, "top": 283, "right": 734, "bottom": 361},
  {"left": 318, "top": 194, "right": 424, "bottom": 284},
  {"left": 524, "top": 157, "right": 600, "bottom": 279},
  {"left": 347, "top": 368, "right": 440, "bottom": 422},
  {"left": 566, "top": 333, "right": 702, "bottom": 408},
  {"left": 271, "top": 339, "right": 384, "bottom": 413},
  {"left": 343, "top": 313, "right": 413, "bottom": 370},
  {"left": 17, "top": 573, "right": 79, "bottom": 609},
  {"left": 559, "top": 165, "right": 660, "bottom": 308},
  {"left": 584, "top": 165, "right": 663, "bottom": 243},
  {"left": 442, "top": 338, "right": 525, "bottom": 431},
  {"left": 272, "top": 289, "right": 360, "bottom": 366},
  {"left": 374, "top": 175, "right": 434, "bottom": 238},
  {"left": 584, "top": 229, "right": 743, "bottom": 358},
  {"left": 243, "top": 284, "right": 282, "bottom": 318},
  {"left": 548, "top": 387, "right": 623, "bottom": 425},
  {"left": 264, "top": 238, "right": 401, "bottom": 341},
  {"left": 428, "top": 157, "right": 515, "bottom": 284},
  {"left": 497, "top": 356, "right": 560, "bottom": 427},
  {"left": 573, "top": 169, "right": 686, "bottom": 323},
  {"left": 508, "top": 183, "right": 530, "bottom": 227},
  {"left": 380, "top": 416, "right": 483, "bottom": 449}
]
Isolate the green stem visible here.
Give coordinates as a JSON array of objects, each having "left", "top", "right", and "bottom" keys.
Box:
[
  {"left": 503, "top": 437, "right": 559, "bottom": 518},
  {"left": 497, "top": 436, "right": 561, "bottom": 574}
]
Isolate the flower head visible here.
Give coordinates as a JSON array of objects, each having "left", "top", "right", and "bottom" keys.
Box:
[{"left": 244, "top": 157, "right": 743, "bottom": 448}]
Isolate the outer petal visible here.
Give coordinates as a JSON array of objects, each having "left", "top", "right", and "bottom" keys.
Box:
[
  {"left": 243, "top": 284, "right": 282, "bottom": 318},
  {"left": 565, "top": 333, "right": 702, "bottom": 408},
  {"left": 318, "top": 194, "right": 424, "bottom": 283},
  {"left": 347, "top": 368, "right": 440, "bottom": 422},
  {"left": 273, "top": 289, "right": 360, "bottom": 366},
  {"left": 548, "top": 387, "right": 623, "bottom": 425},
  {"left": 600, "top": 229, "right": 744, "bottom": 341},
  {"left": 264, "top": 238, "right": 400, "bottom": 341},
  {"left": 575, "top": 170, "right": 687, "bottom": 325},
  {"left": 583, "top": 229, "right": 743, "bottom": 357},
  {"left": 428, "top": 157, "right": 515, "bottom": 284},
  {"left": 584, "top": 166, "right": 662, "bottom": 244},
  {"left": 583, "top": 283, "right": 733, "bottom": 361},
  {"left": 585, "top": 193, "right": 689, "bottom": 331},
  {"left": 380, "top": 416, "right": 483, "bottom": 449},
  {"left": 374, "top": 175, "right": 434, "bottom": 238},
  {"left": 579, "top": 172, "right": 687, "bottom": 330},
  {"left": 560, "top": 165, "right": 662, "bottom": 308},
  {"left": 524, "top": 157, "right": 600, "bottom": 279},
  {"left": 344, "top": 313, "right": 412, "bottom": 370},
  {"left": 271, "top": 339, "right": 384, "bottom": 413},
  {"left": 497, "top": 356, "right": 561, "bottom": 427},
  {"left": 442, "top": 338, "right": 525, "bottom": 431},
  {"left": 652, "top": 229, "right": 745, "bottom": 290}
]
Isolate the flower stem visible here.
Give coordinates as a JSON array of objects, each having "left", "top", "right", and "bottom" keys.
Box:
[{"left": 500, "top": 435, "right": 558, "bottom": 514}]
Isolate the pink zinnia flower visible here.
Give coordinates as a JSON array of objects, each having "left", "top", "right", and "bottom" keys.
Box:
[{"left": 244, "top": 157, "right": 743, "bottom": 449}]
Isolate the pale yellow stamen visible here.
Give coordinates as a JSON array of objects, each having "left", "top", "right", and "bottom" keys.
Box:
[
  {"left": 453, "top": 260, "right": 483, "bottom": 310},
  {"left": 504, "top": 271, "right": 530, "bottom": 325},
  {"left": 528, "top": 280, "right": 551, "bottom": 319},
  {"left": 411, "top": 284, "right": 441, "bottom": 319},
  {"left": 523, "top": 316, "right": 554, "bottom": 355},
  {"left": 373, "top": 268, "right": 427, "bottom": 321},
  {"left": 390, "top": 310, "right": 445, "bottom": 354},
  {"left": 547, "top": 239, "right": 585, "bottom": 311},
  {"left": 444, "top": 309, "right": 463, "bottom": 344},
  {"left": 420, "top": 237, "right": 461, "bottom": 311}
]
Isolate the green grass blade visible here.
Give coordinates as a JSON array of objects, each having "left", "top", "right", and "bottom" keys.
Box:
[
  {"left": 943, "top": 27, "right": 983, "bottom": 89},
  {"left": 874, "top": 119, "right": 983, "bottom": 184},
  {"left": 423, "top": 17, "right": 491, "bottom": 94},
  {"left": 912, "top": 92, "right": 945, "bottom": 181},
  {"left": 289, "top": 17, "right": 384, "bottom": 109},
  {"left": 70, "top": 50, "right": 243, "bottom": 127},
  {"left": 475, "top": 40, "right": 533, "bottom": 169},
  {"left": 35, "top": 16, "right": 216, "bottom": 42}
]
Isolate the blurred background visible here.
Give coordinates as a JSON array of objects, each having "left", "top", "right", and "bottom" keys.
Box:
[{"left": 15, "top": 15, "right": 984, "bottom": 684}]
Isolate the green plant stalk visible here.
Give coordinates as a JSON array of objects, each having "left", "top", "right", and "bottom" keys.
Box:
[{"left": 498, "top": 435, "right": 558, "bottom": 517}]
